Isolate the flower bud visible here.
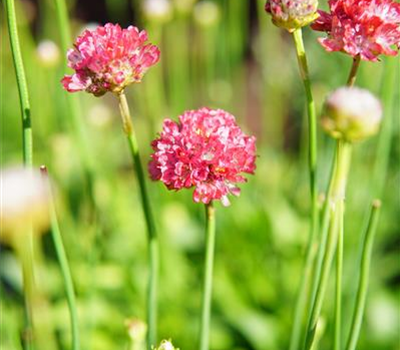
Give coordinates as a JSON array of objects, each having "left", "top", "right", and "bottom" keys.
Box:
[
  {"left": 143, "top": 0, "right": 173, "bottom": 23},
  {"left": 173, "top": 0, "right": 195, "bottom": 15},
  {"left": 1, "top": 167, "right": 50, "bottom": 242},
  {"left": 37, "top": 40, "right": 61, "bottom": 67},
  {"left": 194, "top": 1, "right": 220, "bottom": 28},
  {"left": 126, "top": 318, "right": 147, "bottom": 350},
  {"left": 265, "top": 0, "right": 319, "bottom": 32},
  {"left": 154, "top": 340, "right": 178, "bottom": 350},
  {"left": 321, "top": 87, "right": 382, "bottom": 142}
]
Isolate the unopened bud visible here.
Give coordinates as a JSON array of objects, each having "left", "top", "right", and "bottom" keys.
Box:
[
  {"left": 265, "top": 0, "right": 319, "bottom": 32},
  {"left": 322, "top": 87, "right": 382, "bottom": 142},
  {"left": 1, "top": 166, "right": 51, "bottom": 242},
  {"left": 194, "top": 1, "right": 220, "bottom": 27},
  {"left": 143, "top": 0, "right": 173, "bottom": 23},
  {"left": 126, "top": 318, "right": 146, "bottom": 350},
  {"left": 154, "top": 340, "right": 178, "bottom": 350},
  {"left": 36, "top": 40, "right": 60, "bottom": 67},
  {"left": 173, "top": 0, "right": 195, "bottom": 15}
]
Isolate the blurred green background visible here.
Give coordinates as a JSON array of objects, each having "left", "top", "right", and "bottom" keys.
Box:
[{"left": 1, "top": 0, "right": 399, "bottom": 349}]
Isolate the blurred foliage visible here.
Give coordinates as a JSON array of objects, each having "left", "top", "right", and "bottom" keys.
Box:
[{"left": 1, "top": 0, "right": 399, "bottom": 350}]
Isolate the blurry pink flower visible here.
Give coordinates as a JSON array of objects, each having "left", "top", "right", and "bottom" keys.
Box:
[
  {"left": 149, "top": 108, "right": 256, "bottom": 206},
  {"left": 61, "top": 23, "right": 160, "bottom": 96},
  {"left": 311, "top": 0, "right": 400, "bottom": 61}
]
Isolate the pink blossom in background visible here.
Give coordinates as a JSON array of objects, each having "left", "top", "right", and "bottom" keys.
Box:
[
  {"left": 61, "top": 23, "right": 160, "bottom": 96},
  {"left": 149, "top": 108, "right": 257, "bottom": 206},
  {"left": 311, "top": 0, "right": 400, "bottom": 61}
]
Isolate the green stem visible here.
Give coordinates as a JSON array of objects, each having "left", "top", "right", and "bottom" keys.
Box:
[
  {"left": 199, "top": 203, "right": 216, "bottom": 350},
  {"left": 40, "top": 166, "right": 80, "bottom": 350},
  {"left": 289, "top": 28, "right": 319, "bottom": 350},
  {"left": 334, "top": 200, "right": 344, "bottom": 350},
  {"left": 54, "top": 0, "right": 97, "bottom": 209},
  {"left": 346, "top": 56, "right": 361, "bottom": 87},
  {"left": 345, "top": 200, "right": 381, "bottom": 350},
  {"left": 373, "top": 57, "right": 398, "bottom": 198},
  {"left": 118, "top": 91, "right": 158, "bottom": 350},
  {"left": 5, "top": 0, "right": 32, "bottom": 166},
  {"left": 304, "top": 140, "right": 352, "bottom": 350},
  {"left": 14, "top": 235, "right": 36, "bottom": 350}
]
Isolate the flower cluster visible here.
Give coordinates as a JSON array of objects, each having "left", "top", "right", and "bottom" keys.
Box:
[
  {"left": 61, "top": 23, "right": 160, "bottom": 96},
  {"left": 265, "top": 0, "right": 319, "bottom": 32},
  {"left": 149, "top": 108, "right": 256, "bottom": 206},
  {"left": 311, "top": 0, "right": 400, "bottom": 61},
  {"left": 322, "top": 87, "right": 382, "bottom": 142}
]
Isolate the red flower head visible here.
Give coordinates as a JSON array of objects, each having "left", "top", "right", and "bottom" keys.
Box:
[
  {"left": 61, "top": 23, "right": 160, "bottom": 96},
  {"left": 311, "top": 0, "right": 400, "bottom": 61},
  {"left": 149, "top": 108, "right": 257, "bottom": 206}
]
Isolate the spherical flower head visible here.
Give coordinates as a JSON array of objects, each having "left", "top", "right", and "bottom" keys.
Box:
[
  {"left": 1, "top": 167, "right": 51, "bottom": 243},
  {"left": 149, "top": 108, "right": 257, "bottom": 206},
  {"left": 61, "top": 23, "right": 160, "bottom": 96},
  {"left": 265, "top": 0, "right": 319, "bottom": 32},
  {"left": 311, "top": 0, "right": 400, "bottom": 61},
  {"left": 322, "top": 87, "right": 382, "bottom": 142}
]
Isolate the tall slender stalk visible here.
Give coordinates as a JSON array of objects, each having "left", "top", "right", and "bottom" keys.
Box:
[
  {"left": 199, "top": 203, "right": 216, "bottom": 350},
  {"left": 14, "top": 236, "right": 35, "bottom": 350},
  {"left": 54, "top": 0, "right": 97, "bottom": 207},
  {"left": 5, "top": 0, "right": 32, "bottom": 166},
  {"left": 304, "top": 140, "right": 352, "bottom": 350},
  {"left": 40, "top": 166, "right": 80, "bottom": 350},
  {"left": 345, "top": 200, "right": 381, "bottom": 350},
  {"left": 373, "top": 57, "right": 398, "bottom": 197},
  {"left": 346, "top": 56, "right": 361, "bottom": 87},
  {"left": 118, "top": 91, "right": 158, "bottom": 350},
  {"left": 5, "top": 1, "right": 34, "bottom": 348},
  {"left": 289, "top": 28, "right": 319, "bottom": 350},
  {"left": 334, "top": 201, "right": 344, "bottom": 350}
]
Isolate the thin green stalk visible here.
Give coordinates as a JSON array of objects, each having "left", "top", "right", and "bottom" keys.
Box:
[
  {"left": 289, "top": 28, "right": 319, "bottom": 350},
  {"left": 345, "top": 200, "right": 381, "bottom": 350},
  {"left": 346, "top": 56, "right": 361, "bottom": 87},
  {"left": 334, "top": 201, "right": 344, "bottom": 350},
  {"left": 199, "top": 203, "right": 216, "bottom": 350},
  {"left": 13, "top": 235, "right": 35, "bottom": 350},
  {"left": 5, "top": 0, "right": 32, "bottom": 166},
  {"left": 54, "top": 0, "right": 97, "bottom": 209},
  {"left": 118, "top": 91, "right": 158, "bottom": 350},
  {"left": 304, "top": 140, "right": 352, "bottom": 350},
  {"left": 40, "top": 166, "right": 80, "bottom": 350},
  {"left": 373, "top": 57, "right": 398, "bottom": 197}
]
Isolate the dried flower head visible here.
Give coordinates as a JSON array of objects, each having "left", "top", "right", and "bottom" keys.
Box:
[
  {"left": 265, "top": 0, "right": 319, "bottom": 32},
  {"left": 61, "top": 23, "right": 160, "bottom": 96},
  {"left": 311, "top": 0, "right": 400, "bottom": 61},
  {"left": 1, "top": 167, "right": 51, "bottom": 242},
  {"left": 322, "top": 87, "right": 382, "bottom": 142},
  {"left": 149, "top": 108, "right": 256, "bottom": 206}
]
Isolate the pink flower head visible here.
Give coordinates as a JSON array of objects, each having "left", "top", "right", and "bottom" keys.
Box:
[
  {"left": 149, "top": 108, "right": 257, "bottom": 206},
  {"left": 61, "top": 23, "right": 160, "bottom": 96},
  {"left": 265, "top": 0, "right": 319, "bottom": 32},
  {"left": 311, "top": 0, "right": 400, "bottom": 61}
]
